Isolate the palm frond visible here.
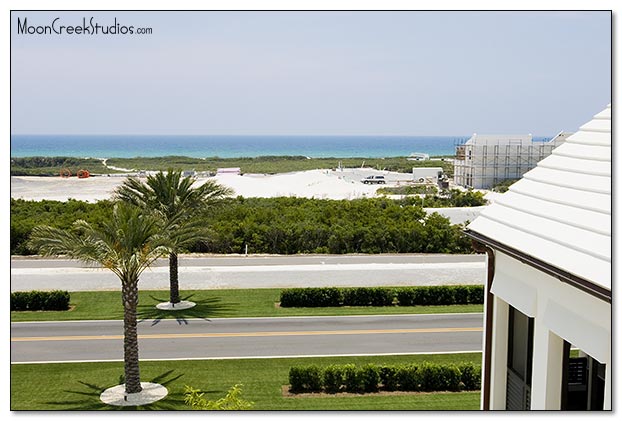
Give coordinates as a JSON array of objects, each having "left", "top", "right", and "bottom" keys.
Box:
[{"left": 29, "top": 203, "right": 170, "bottom": 284}]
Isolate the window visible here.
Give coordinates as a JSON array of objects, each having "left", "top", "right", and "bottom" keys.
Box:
[
  {"left": 561, "top": 342, "right": 606, "bottom": 410},
  {"left": 506, "top": 307, "right": 534, "bottom": 410}
]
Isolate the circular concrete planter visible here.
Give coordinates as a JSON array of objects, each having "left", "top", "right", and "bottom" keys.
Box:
[
  {"left": 100, "top": 382, "right": 168, "bottom": 406},
  {"left": 156, "top": 301, "right": 196, "bottom": 311}
]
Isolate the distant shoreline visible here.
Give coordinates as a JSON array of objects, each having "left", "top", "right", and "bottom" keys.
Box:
[{"left": 11, "top": 155, "right": 456, "bottom": 178}]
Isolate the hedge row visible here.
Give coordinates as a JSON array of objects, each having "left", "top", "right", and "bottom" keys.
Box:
[
  {"left": 11, "top": 290, "right": 71, "bottom": 311},
  {"left": 280, "top": 285, "right": 483, "bottom": 308},
  {"left": 289, "top": 362, "right": 481, "bottom": 394}
]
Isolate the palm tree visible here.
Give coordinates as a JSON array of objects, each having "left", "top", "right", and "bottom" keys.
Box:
[
  {"left": 29, "top": 203, "right": 168, "bottom": 395},
  {"left": 115, "top": 170, "right": 232, "bottom": 307}
]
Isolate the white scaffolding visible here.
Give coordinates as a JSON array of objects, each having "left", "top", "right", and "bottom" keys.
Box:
[{"left": 453, "top": 131, "right": 572, "bottom": 189}]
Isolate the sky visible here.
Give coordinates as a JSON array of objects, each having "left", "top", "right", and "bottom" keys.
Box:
[{"left": 10, "top": 10, "right": 611, "bottom": 137}]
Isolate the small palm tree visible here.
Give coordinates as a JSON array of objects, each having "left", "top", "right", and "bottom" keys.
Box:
[
  {"left": 29, "top": 203, "right": 168, "bottom": 395},
  {"left": 115, "top": 170, "right": 232, "bottom": 307}
]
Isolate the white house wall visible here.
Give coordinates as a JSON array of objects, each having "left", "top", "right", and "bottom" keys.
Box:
[{"left": 489, "top": 251, "right": 611, "bottom": 410}]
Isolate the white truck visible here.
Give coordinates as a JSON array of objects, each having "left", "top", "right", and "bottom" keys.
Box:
[{"left": 412, "top": 167, "right": 443, "bottom": 183}]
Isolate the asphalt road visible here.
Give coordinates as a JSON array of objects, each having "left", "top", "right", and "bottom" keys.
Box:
[
  {"left": 11, "top": 254, "right": 485, "bottom": 292},
  {"left": 11, "top": 314, "right": 483, "bottom": 363}
]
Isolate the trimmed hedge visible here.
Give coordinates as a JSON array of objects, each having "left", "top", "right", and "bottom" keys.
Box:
[
  {"left": 395, "top": 285, "right": 483, "bottom": 306},
  {"left": 289, "top": 365, "right": 323, "bottom": 393},
  {"left": 279, "top": 287, "right": 342, "bottom": 308},
  {"left": 280, "top": 285, "right": 483, "bottom": 308},
  {"left": 289, "top": 362, "right": 481, "bottom": 394},
  {"left": 342, "top": 287, "right": 394, "bottom": 307},
  {"left": 11, "top": 290, "right": 70, "bottom": 311}
]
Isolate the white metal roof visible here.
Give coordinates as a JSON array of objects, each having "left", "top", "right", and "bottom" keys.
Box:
[{"left": 467, "top": 104, "right": 611, "bottom": 291}]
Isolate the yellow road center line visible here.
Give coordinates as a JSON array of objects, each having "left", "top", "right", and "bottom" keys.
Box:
[{"left": 12, "top": 327, "right": 482, "bottom": 342}]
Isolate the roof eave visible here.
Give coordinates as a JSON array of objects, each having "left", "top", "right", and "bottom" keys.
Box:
[{"left": 464, "top": 229, "right": 611, "bottom": 304}]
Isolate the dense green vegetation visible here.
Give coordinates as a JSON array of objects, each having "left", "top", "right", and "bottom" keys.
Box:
[
  {"left": 10, "top": 157, "right": 117, "bottom": 176},
  {"left": 377, "top": 185, "right": 439, "bottom": 195},
  {"left": 12, "top": 196, "right": 475, "bottom": 255},
  {"left": 289, "top": 361, "right": 480, "bottom": 394},
  {"left": 11, "top": 199, "right": 114, "bottom": 255},
  {"left": 12, "top": 155, "right": 454, "bottom": 176},
  {"left": 108, "top": 155, "right": 455, "bottom": 176},
  {"left": 279, "top": 285, "right": 484, "bottom": 308},
  {"left": 190, "top": 196, "right": 473, "bottom": 255},
  {"left": 10, "top": 354, "right": 481, "bottom": 410},
  {"left": 391, "top": 189, "right": 486, "bottom": 207},
  {"left": 10, "top": 288, "right": 483, "bottom": 322},
  {"left": 10, "top": 290, "right": 70, "bottom": 311}
]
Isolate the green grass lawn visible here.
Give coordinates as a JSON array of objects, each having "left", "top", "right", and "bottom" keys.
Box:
[
  {"left": 10, "top": 288, "right": 483, "bottom": 322},
  {"left": 10, "top": 353, "right": 481, "bottom": 410}
]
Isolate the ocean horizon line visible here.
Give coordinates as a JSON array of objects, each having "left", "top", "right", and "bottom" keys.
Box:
[
  {"left": 11, "top": 133, "right": 472, "bottom": 137},
  {"left": 10, "top": 134, "right": 553, "bottom": 160}
]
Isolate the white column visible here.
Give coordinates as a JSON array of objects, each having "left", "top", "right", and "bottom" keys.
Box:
[
  {"left": 530, "top": 318, "right": 563, "bottom": 409},
  {"left": 603, "top": 363, "right": 611, "bottom": 410},
  {"left": 488, "top": 297, "right": 509, "bottom": 410}
]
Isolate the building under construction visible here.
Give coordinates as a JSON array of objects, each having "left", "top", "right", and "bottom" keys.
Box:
[{"left": 453, "top": 131, "right": 572, "bottom": 189}]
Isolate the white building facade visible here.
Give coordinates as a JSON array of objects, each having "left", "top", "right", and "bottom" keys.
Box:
[
  {"left": 454, "top": 132, "right": 572, "bottom": 189},
  {"left": 465, "top": 105, "right": 611, "bottom": 410}
]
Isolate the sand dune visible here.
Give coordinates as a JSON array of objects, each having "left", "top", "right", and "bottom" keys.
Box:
[{"left": 10, "top": 169, "right": 410, "bottom": 202}]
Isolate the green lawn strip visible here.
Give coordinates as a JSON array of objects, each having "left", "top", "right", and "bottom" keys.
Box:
[
  {"left": 10, "top": 353, "right": 481, "bottom": 410},
  {"left": 10, "top": 288, "right": 483, "bottom": 322}
]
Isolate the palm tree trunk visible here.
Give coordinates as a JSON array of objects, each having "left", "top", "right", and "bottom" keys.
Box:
[
  {"left": 169, "top": 252, "right": 180, "bottom": 304},
  {"left": 122, "top": 279, "right": 142, "bottom": 394}
]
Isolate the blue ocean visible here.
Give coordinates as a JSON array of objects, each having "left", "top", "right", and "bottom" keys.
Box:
[{"left": 10, "top": 135, "right": 472, "bottom": 159}]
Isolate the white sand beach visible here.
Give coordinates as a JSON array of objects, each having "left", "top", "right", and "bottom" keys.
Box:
[{"left": 11, "top": 168, "right": 412, "bottom": 202}]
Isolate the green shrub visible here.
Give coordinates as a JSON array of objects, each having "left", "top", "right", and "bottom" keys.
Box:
[
  {"left": 289, "top": 362, "right": 481, "bottom": 395},
  {"left": 28, "top": 291, "right": 46, "bottom": 310},
  {"left": 288, "top": 367, "right": 305, "bottom": 393},
  {"left": 396, "top": 364, "right": 421, "bottom": 392},
  {"left": 439, "top": 364, "right": 462, "bottom": 391},
  {"left": 323, "top": 365, "right": 345, "bottom": 394},
  {"left": 360, "top": 364, "right": 380, "bottom": 393},
  {"left": 396, "top": 286, "right": 483, "bottom": 306},
  {"left": 288, "top": 365, "right": 323, "bottom": 393},
  {"left": 10, "top": 292, "right": 28, "bottom": 311},
  {"left": 467, "top": 285, "right": 484, "bottom": 304},
  {"left": 453, "top": 285, "right": 470, "bottom": 304},
  {"left": 414, "top": 287, "right": 432, "bottom": 305},
  {"left": 342, "top": 288, "right": 366, "bottom": 306},
  {"left": 431, "top": 285, "right": 456, "bottom": 306},
  {"left": 369, "top": 288, "right": 395, "bottom": 306},
  {"left": 304, "top": 366, "right": 324, "bottom": 393},
  {"left": 343, "top": 364, "right": 362, "bottom": 393},
  {"left": 45, "top": 290, "right": 71, "bottom": 310},
  {"left": 379, "top": 365, "right": 399, "bottom": 391},
  {"left": 343, "top": 288, "right": 393, "bottom": 306},
  {"left": 184, "top": 384, "right": 254, "bottom": 410},
  {"left": 281, "top": 286, "right": 483, "bottom": 308},
  {"left": 458, "top": 362, "right": 481, "bottom": 390},
  {"left": 10, "top": 290, "right": 70, "bottom": 311},
  {"left": 395, "top": 288, "right": 415, "bottom": 306},
  {"left": 418, "top": 363, "right": 442, "bottom": 392},
  {"left": 280, "top": 288, "right": 342, "bottom": 307}
]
